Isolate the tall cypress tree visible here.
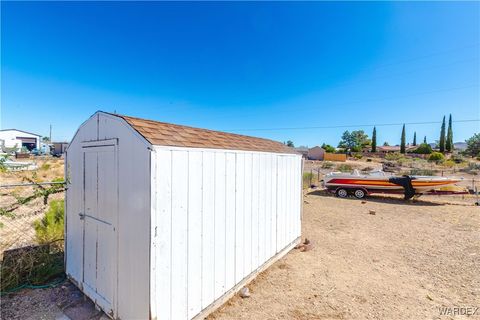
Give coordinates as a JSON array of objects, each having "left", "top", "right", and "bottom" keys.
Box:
[
  {"left": 413, "top": 132, "right": 417, "bottom": 146},
  {"left": 424, "top": 136, "right": 427, "bottom": 144},
  {"left": 371, "top": 126, "right": 377, "bottom": 152},
  {"left": 400, "top": 124, "right": 406, "bottom": 154},
  {"left": 439, "top": 116, "right": 446, "bottom": 152},
  {"left": 446, "top": 114, "right": 453, "bottom": 152}
]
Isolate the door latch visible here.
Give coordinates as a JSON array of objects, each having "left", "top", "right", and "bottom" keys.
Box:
[{"left": 78, "top": 212, "right": 85, "bottom": 220}]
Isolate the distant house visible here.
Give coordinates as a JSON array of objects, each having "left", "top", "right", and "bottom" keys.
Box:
[
  {"left": 0, "top": 129, "right": 41, "bottom": 151},
  {"left": 377, "top": 144, "right": 416, "bottom": 153},
  {"left": 307, "top": 146, "right": 325, "bottom": 160},
  {"left": 294, "top": 147, "right": 309, "bottom": 159},
  {"left": 51, "top": 142, "right": 69, "bottom": 156}
]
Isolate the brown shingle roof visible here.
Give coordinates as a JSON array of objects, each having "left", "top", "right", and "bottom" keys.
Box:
[{"left": 111, "top": 113, "right": 296, "bottom": 154}]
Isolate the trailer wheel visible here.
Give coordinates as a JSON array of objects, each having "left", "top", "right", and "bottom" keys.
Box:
[
  {"left": 354, "top": 189, "right": 366, "bottom": 199},
  {"left": 336, "top": 188, "right": 348, "bottom": 198}
]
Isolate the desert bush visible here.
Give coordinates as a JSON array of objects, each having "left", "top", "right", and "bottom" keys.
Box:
[
  {"left": 361, "top": 166, "right": 374, "bottom": 172},
  {"left": 410, "top": 168, "right": 436, "bottom": 176},
  {"left": 366, "top": 158, "right": 372, "bottom": 162},
  {"left": 385, "top": 152, "right": 404, "bottom": 161},
  {"left": 321, "top": 161, "right": 334, "bottom": 169},
  {"left": 34, "top": 199, "right": 64, "bottom": 244},
  {"left": 450, "top": 154, "right": 465, "bottom": 164},
  {"left": 0, "top": 155, "right": 7, "bottom": 173},
  {"left": 443, "top": 160, "right": 456, "bottom": 168},
  {"left": 0, "top": 243, "right": 64, "bottom": 292},
  {"left": 352, "top": 153, "right": 363, "bottom": 159},
  {"left": 414, "top": 143, "right": 433, "bottom": 154},
  {"left": 303, "top": 172, "right": 314, "bottom": 188},
  {"left": 461, "top": 162, "right": 480, "bottom": 175},
  {"left": 40, "top": 162, "right": 51, "bottom": 171},
  {"left": 397, "top": 157, "right": 411, "bottom": 166},
  {"left": 336, "top": 164, "right": 353, "bottom": 172},
  {"left": 428, "top": 152, "right": 445, "bottom": 162}
]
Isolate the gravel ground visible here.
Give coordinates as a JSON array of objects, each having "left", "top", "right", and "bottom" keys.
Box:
[{"left": 1, "top": 191, "right": 479, "bottom": 320}]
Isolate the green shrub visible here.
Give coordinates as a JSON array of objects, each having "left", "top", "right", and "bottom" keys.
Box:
[
  {"left": 385, "top": 152, "right": 404, "bottom": 161},
  {"left": 321, "top": 161, "right": 334, "bottom": 169},
  {"left": 336, "top": 164, "right": 353, "bottom": 172},
  {"left": 414, "top": 143, "right": 433, "bottom": 154},
  {"left": 428, "top": 152, "right": 445, "bottom": 162},
  {"left": 34, "top": 199, "right": 64, "bottom": 244},
  {"left": 352, "top": 153, "right": 363, "bottom": 159},
  {"left": 321, "top": 144, "right": 336, "bottom": 153}
]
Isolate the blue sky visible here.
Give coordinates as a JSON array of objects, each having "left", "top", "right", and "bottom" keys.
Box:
[{"left": 1, "top": 1, "right": 479, "bottom": 146}]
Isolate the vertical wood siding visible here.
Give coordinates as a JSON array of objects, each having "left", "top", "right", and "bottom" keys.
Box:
[
  {"left": 151, "top": 147, "right": 301, "bottom": 320},
  {"left": 67, "top": 113, "right": 151, "bottom": 320}
]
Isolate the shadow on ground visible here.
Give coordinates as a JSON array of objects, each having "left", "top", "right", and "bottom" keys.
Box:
[{"left": 306, "top": 189, "right": 447, "bottom": 206}]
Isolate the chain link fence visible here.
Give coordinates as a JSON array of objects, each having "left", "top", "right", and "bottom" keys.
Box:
[{"left": 0, "top": 181, "right": 65, "bottom": 292}]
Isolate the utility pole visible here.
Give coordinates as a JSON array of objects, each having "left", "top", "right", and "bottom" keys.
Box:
[{"left": 49, "top": 124, "right": 52, "bottom": 143}]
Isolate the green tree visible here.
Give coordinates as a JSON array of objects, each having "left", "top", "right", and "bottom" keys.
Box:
[
  {"left": 383, "top": 141, "right": 389, "bottom": 146},
  {"left": 413, "top": 132, "right": 417, "bottom": 146},
  {"left": 286, "top": 140, "right": 294, "bottom": 147},
  {"left": 42, "top": 136, "right": 50, "bottom": 143},
  {"left": 338, "top": 130, "right": 370, "bottom": 152},
  {"left": 465, "top": 133, "right": 480, "bottom": 157},
  {"left": 321, "top": 143, "right": 335, "bottom": 153},
  {"left": 424, "top": 136, "right": 427, "bottom": 144},
  {"left": 439, "top": 116, "right": 446, "bottom": 152},
  {"left": 371, "top": 127, "right": 377, "bottom": 152},
  {"left": 400, "top": 124, "right": 406, "bottom": 154},
  {"left": 446, "top": 114, "right": 453, "bottom": 152}
]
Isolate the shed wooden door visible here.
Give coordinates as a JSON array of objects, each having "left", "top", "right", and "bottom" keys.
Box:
[{"left": 82, "top": 144, "right": 117, "bottom": 316}]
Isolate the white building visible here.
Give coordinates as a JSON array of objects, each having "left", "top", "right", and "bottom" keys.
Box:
[
  {"left": 65, "top": 111, "right": 303, "bottom": 320},
  {"left": 0, "top": 129, "right": 41, "bottom": 151}
]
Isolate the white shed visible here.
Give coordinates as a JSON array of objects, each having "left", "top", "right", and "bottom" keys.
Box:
[{"left": 65, "top": 111, "right": 303, "bottom": 320}]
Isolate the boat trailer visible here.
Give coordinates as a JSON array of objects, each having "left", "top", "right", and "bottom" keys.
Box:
[{"left": 328, "top": 175, "right": 468, "bottom": 200}]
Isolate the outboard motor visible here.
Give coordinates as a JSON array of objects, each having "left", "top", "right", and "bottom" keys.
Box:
[{"left": 389, "top": 175, "right": 416, "bottom": 200}]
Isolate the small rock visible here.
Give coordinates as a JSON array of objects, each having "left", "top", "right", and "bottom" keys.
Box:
[
  {"left": 369, "top": 210, "right": 376, "bottom": 215},
  {"left": 361, "top": 201, "right": 367, "bottom": 204},
  {"left": 239, "top": 287, "right": 250, "bottom": 298},
  {"left": 295, "top": 238, "right": 314, "bottom": 252}
]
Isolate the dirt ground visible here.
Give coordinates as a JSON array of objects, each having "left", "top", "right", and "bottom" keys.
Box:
[
  {"left": 0, "top": 158, "right": 65, "bottom": 253},
  {"left": 209, "top": 192, "right": 480, "bottom": 320},
  {"left": 2, "top": 191, "right": 479, "bottom": 319}
]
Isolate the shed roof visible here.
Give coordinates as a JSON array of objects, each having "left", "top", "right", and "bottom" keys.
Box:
[{"left": 110, "top": 113, "right": 296, "bottom": 154}]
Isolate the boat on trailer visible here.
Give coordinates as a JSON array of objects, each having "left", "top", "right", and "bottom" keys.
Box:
[{"left": 323, "top": 170, "right": 463, "bottom": 199}]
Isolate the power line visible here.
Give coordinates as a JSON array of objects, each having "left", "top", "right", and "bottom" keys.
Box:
[
  {"left": 369, "top": 43, "right": 479, "bottom": 69},
  {"left": 215, "top": 83, "right": 479, "bottom": 122},
  {"left": 224, "top": 119, "right": 480, "bottom": 132}
]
